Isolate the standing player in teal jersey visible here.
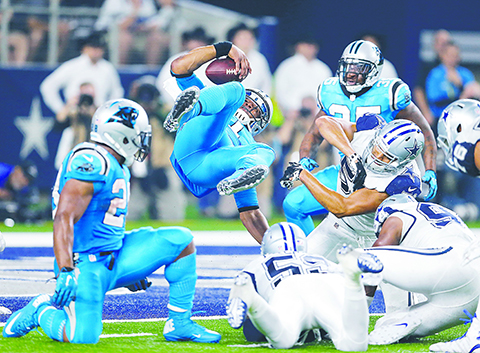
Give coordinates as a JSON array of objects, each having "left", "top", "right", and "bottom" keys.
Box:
[
  {"left": 163, "top": 41, "right": 275, "bottom": 243},
  {"left": 283, "top": 40, "right": 437, "bottom": 235},
  {"left": 2, "top": 99, "right": 221, "bottom": 344}
]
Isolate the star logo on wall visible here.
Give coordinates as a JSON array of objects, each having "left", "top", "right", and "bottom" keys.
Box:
[{"left": 14, "top": 97, "right": 54, "bottom": 160}]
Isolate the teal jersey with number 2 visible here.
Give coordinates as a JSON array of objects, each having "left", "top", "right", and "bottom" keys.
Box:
[{"left": 52, "top": 142, "right": 130, "bottom": 254}]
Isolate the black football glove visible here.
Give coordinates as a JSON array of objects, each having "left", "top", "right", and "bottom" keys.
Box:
[
  {"left": 339, "top": 153, "right": 366, "bottom": 194},
  {"left": 126, "top": 278, "right": 152, "bottom": 292},
  {"left": 280, "top": 162, "right": 304, "bottom": 189}
]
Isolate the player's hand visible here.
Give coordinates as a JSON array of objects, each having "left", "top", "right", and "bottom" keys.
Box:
[
  {"left": 299, "top": 157, "right": 319, "bottom": 172},
  {"left": 229, "top": 44, "right": 251, "bottom": 80},
  {"left": 341, "top": 153, "right": 366, "bottom": 192},
  {"left": 53, "top": 267, "right": 78, "bottom": 307},
  {"left": 421, "top": 170, "right": 437, "bottom": 201},
  {"left": 280, "top": 162, "right": 304, "bottom": 189},
  {"left": 125, "top": 278, "right": 152, "bottom": 292}
]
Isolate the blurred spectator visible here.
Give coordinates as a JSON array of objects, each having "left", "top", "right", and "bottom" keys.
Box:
[
  {"left": 426, "top": 41, "right": 480, "bottom": 129},
  {"left": 95, "top": 0, "right": 177, "bottom": 66},
  {"left": 227, "top": 22, "right": 272, "bottom": 94},
  {"left": 360, "top": 33, "right": 398, "bottom": 78},
  {"left": 40, "top": 31, "right": 124, "bottom": 169},
  {"left": 40, "top": 32, "right": 123, "bottom": 122},
  {"left": 127, "top": 75, "right": 187, "bottom": 220},
  {"left": 156, "top": 26, "right": 215, "bottom": 109},
  {"left": 414, "top": 29, "right": 452, "bottom": 126},
  {"left": 273, "top": 37, "right": 332, "bottom": 118},
  {"left": 0, "top": 160, "right": 43, "bottom": 223},
  {"left": 0, "top": 10, "right": 29, "bottom": 65},
  {"left": 52, "top": 82, "right": 98, "bottom": 169},
  {"left": 425, "top": 41, "right": 480, "bottom": 219},
  {"left": 9, "top": 0, "right": 71, "bottom": 63}
]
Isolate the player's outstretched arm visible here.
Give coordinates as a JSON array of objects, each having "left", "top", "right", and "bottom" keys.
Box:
[
  {"left": 281, "top": 162, "right": 387, "bottom": 217},
  {"left": 170, "top": 42, "right": 251, "bottom": 79},
  {"left": 396, "top": 102, "right": 438, "bottom": 200},
  {"left": 314, "top": 115, "right": 356, "bottom": 157},
  {"left": 239, "top": 209, "right": 269, "bottom": 244},
  {"left": 298, "top": 111, "right": 326, "bottom": 168}
]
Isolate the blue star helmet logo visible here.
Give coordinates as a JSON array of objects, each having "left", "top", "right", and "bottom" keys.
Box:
[
  {"left": 440, "top": 110, "right": 449, "bottom": 122},
  {"left": 405, "top": 139, "right": 420, "bottom": 158},
  {"left": 107, "top": 106, "right": 139, "bottom": 128}
]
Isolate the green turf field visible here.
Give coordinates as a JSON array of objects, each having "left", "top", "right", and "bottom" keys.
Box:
[{"left": 0, "top": 316, "right": 468, "bottom": 353}]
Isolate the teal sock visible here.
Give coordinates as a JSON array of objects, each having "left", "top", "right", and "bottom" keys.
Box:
[
  {"left": 164, "top": 251, "right": 197, "bottom": 312},
  {"left": 37, "top": 305, "right": 67, "bottom": 342}
]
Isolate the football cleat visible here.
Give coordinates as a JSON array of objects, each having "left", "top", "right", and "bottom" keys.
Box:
[
  {"left": 226, "top": 297, "right": 248, "bottom": 329},
  {"left": 429, "top": 316, "right": 480, "bottom": 352},
  {"left": 336, "top": 244, "right": 384, "bottom": 277},
  {"left": 217, "top": 165, "right": 269, "bottom": 196},
  {"left": 163, "top": 311, "right": 221, "bottom": 343},
  {"left": 3, "top": 294, "right": 51, "bottom": 338},
  {"left": 369, "top": 313, "right": 422, "bottom": 345},
  {"left": 164, "top": 86, "right": 200, "bottom": 133},
  {"left": 226, "top": 272, "right": 254, "bottom": 329}
]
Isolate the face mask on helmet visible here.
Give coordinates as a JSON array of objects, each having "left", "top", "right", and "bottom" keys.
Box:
[
  {"left": 261, "top": 222, "right": 307, "bottom": 255},
  {"left": 437, "top": 99, "right": 480, "bottom": 159},
  {"left": 363, "top": 120, "right": 424, "bottom": 175},
  {"left": 234, "top": 88, "right": 273, "bottom": 136},
  {"left": 374, "top": 194, "right": 417, "bottom": 236},
  {"left": 90, "top": 99, "right": 152, "bottom": 166},
  {"left": 337, "top": 40, "right": 384, "bottom": 94}
]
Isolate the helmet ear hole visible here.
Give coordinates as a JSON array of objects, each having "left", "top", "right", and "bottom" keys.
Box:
[
  {"left": 123, "top": 137, "right": 129, "bottom": 144},
  {"left": 457, "top": 124, "right": 462, "bottom": 133}
]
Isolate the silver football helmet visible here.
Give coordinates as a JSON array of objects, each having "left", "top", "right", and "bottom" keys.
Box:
[
  {"left": 374, "top": 194, "right": 417, "bottom": 236},
  {"left": 337, "top": 40, "right": 384, "bottom": 93},
  {"left": 234, "top": 88, "right": 273, "bottom": 136},
  {"left": 90, "top": 99, "right": 151, "bottom": 166},
  {"left": 261, "top": 222, "right": 306, "bottom": 255},
  {"left": 363, "top": 119, "right": 424, "bottom": 175},
  {"left": 437, "top": 99, "right": 480, "bottom": 158}
]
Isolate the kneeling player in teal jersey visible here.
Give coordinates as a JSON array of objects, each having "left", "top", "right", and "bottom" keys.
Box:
[{"left": 2, "top": 99, "right": 220, "bottom": 344}]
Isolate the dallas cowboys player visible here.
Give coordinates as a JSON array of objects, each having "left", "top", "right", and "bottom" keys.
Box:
[
  {"left": 164, "top": 41, "right": 275, "bottom": 243},
  {"left": 365, "top": 194, "right": 480, "bottom": 346},
  {"left": 2, "top": 99, "right": 221, "bottom": 344},
  {"left": 283, "top": 39, "right": 437, "bottom": 236},
  {"left": 281, "top": 115, "right": 424, "bottom": 261},
  {"left": 427, "top": 99, "right": 480, "bottom": 352},
  {"left": 226, "top": 222, "right": 384, "bottom": 350}
]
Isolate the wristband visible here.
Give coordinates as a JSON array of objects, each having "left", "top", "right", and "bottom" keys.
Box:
[
  {"left": 213, "top": 41, "right": 232, "bottom": 58},
  {"left": 60, "top": 266, "right": 74, "bottom": 272}
]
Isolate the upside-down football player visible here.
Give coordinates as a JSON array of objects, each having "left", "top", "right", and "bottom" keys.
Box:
[{"left": 163, "top": 41, "right": 275, "bottom": 243}]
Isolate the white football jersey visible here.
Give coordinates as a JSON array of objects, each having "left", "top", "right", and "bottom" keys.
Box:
[
  {"left": 374, "top": 201, "right": 477, "bottom": 248},
  {"left": 242, "top": 252, "right": 337, "bottom": 302},
  {"left": 447, "top": 127, "right": 480, "bottom": 177}
]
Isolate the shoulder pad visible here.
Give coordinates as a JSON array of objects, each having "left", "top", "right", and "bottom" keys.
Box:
[
  {"left": 65, "top": 144, "right": 110, "bottom": 182},
  {"left": 389, "top": 78, "right": 411, "bottom": 111},
  {"left": 385, "top": 168, "right": 421, "bottom": 197}
]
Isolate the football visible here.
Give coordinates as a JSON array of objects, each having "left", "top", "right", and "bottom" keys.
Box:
[{"left": 205, "top": 57, "right": 243, "bottom": 84}]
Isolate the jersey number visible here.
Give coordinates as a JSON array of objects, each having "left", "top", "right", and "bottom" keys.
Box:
[
  {"left": 417, "top": 203, "right": 462, "bottom": 228},
  {"left": 329, "top": 104, "right": 381, "bottom": 122},
  {"left": 103, "top": 179, "right": 127, "bottom": 227}
]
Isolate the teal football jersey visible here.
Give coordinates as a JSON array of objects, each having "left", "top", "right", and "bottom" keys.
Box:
[
  {"left": 317, "top": 77, "right": 412, "bottom": 123},
  {"left": 52, "top": 142, "right": 130, "bottom": 253}
]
